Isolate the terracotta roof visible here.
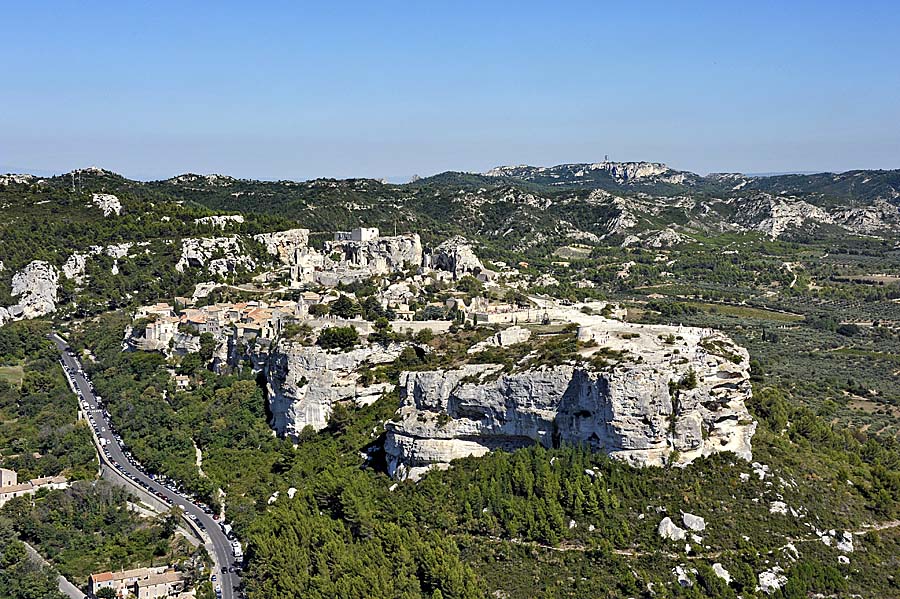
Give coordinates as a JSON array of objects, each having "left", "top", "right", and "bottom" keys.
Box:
[{"left": 90, "top": 572, "right": 113, "bottom": 582}]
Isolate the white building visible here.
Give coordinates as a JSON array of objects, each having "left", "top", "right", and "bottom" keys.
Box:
[
  {"left": 0, "top": 468, "right": 68, "bottom": 508},
  {"left": 334, "top": 227, "right": 380, "bottom": 242}
]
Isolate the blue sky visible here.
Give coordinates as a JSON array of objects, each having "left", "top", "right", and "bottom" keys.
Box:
[{"left": 2, "top": 1, "right": 899, "bottom": 180}]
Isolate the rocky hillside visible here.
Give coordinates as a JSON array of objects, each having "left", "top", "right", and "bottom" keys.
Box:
[
  {"left": 3, "top": 161, "right": 900, "bottom": 322},
  {"left": 385, "top": 318, "right": 755, "bottom": 480}
]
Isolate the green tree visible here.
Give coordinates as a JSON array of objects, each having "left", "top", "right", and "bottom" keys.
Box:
[
  {"left": 317, "top": 327, "right": 359, "bottom": 351},
  {"left": 331, "top": 294, "right": 361, "bottom": 319}
]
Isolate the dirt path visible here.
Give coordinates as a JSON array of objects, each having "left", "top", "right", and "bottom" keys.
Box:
[{"left": 463, "top": 519, "right": 900, "bottom": 560}]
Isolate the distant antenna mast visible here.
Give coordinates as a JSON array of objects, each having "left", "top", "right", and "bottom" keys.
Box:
[{"left": 604, "top": 154, "right": 609, "bottom": 162}]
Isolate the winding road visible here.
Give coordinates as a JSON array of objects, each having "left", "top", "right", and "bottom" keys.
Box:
[{"left": 49, "top": 333, "right": 244, "bottom": 599}]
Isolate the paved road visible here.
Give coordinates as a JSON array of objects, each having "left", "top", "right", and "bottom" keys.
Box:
[{"left": 49, "top": 333, "right": 243, "bottom": 599}]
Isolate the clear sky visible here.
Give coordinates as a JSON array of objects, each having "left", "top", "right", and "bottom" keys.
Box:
[{"left": 2, "top": 1, "right": 899, "bottom": 180}]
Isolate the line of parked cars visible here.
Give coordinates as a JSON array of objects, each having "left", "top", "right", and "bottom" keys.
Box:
[{"left": 61, "top": 347, "right": 246, "bottom": 597}]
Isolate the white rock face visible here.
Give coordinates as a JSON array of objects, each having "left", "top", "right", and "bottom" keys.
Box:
[
  {"left": 194, "top": 215, "right": 245, "bottom": 228},
  {"left": 622, "top": 228, "right": 686, "bottom": 248},
  {"left": 836, "top": 531, "right": 854, "bottom": 553},
  {"left": 757, "top": 567, "right": 787, "bottom": 594},
  {"left": 91, "top": 193, "right": 122, "bottom": 216},
  {"left": 0, "top": 174, "right": 36, "bottom": 185},
  {"left": 467, "top": 326, "right": 531, "bottom": 354},
  {"left": 737, "top": 194, "right": 833, "bottom": 238},
  {"left": 658, "top": 517, "right": 687, "bottom": 541},
  {"left": 833, "top": 199, "right": 900, "bottom": 235},
  {"left": 253, "top": 228, "right": 310, "bottom": 264},
  {"left": 385, "top": 324, "right": 756, "bottom": 479},
  {"left": 644, "top": 228, "right": 686, "bottom": 248},
  {"left": 769, "top": 501, "right": 788, "bottom": 515},
  {"left": 265, "top": 341, "right": 405, "bottom": 436},
  {"left": 712, "top": 563, "right": 731, "bottom": 584},
  {"left": 485, "top": 161, "right": 676, "bottom": 183},
  {"left": 63, "top": 253, "right": 88, "bottom": 282},
  {"left": 431, "top": 236, "right": 486, "bottom": 279},
  {"left": 324, "top": 233, "right": 422, "bottom": 275},
  {"left": 10, "top": 261, "right": 59, "bottom": 319},
  {"left": 175, "top": 236, "right": 257, "bottom": 277},
  {"left": 682, "top": 512, "right": 706, "bottom": 532}
]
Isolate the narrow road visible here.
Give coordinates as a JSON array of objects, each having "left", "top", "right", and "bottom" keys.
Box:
[
  {"left": 49, "top": 333, "right": 243, "bottom": 599},
  {"left": 22, "top": 541, "right": 85, "bottom": 599}
]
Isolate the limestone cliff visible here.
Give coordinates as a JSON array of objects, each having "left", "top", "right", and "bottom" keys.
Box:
[
  {"left": 385, "top": 325, "right": 756, "bottom": 480},
  {"left": 10, "top": 261, "right": 60, "bottom": 319},
  {"left": 323, "top": 233, "right": 422, "bottom": 275},
  {"left": 253, "top": 228, "right": 310, "bottom": 264},
  {"left": 265, "top": 341, "right": 404, "bottom": 437},
  {"left": 431, "top": 236, "right": 487, "bottom": 279},
  {"left": 175, "top": 236, "right": 257, "bottom": 277}
]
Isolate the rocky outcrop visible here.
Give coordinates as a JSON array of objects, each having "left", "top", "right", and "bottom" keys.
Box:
[
  {"left": 62, "top": 244, "right": 134, "bottom": 283},
  {"left": 265, "top": 341, "right": 405, "bottom": 437},
  {"left": 467, "top": 326, "right": 531, "bottom": 354},
  {"left": 10, "top": 261, "right": 59, "bottom": 319},
  {"left": 431, "top": 236, "right": 486, "bottom": 279},
  {"left": 658, "top": 517, "right": 687, "bottom": 541},
  {"left": 253, "top": 228, "right": 311, "bottom": 264},
  {"left": 91, "top": 193, "right": 122, "bottom": 216},
  {"left": 0, "top": 174, "right": 36, "bottom": 186},
  {"left": 485, "top": 161, "right": 680, "bottom": 184},
  {"left": 63, "top": 253, "right": 88, "bottom": 282},
  {"left": 324, "top": 233, "right": 422, "bottom": 275},
  {"left": 736, "top": 194, "right": 833, "bottom": 238},
  {"left": 757, "top": 568, "right": 787, "bottom": 594},
  {"left": 175, "top": 236, "right": 257, "bottom": 277},
  {"left": 622, "top": 228, "right": 687, "bottom": 248},
  {"left": 385, "top": 324, "right": 756, "bottom": 480},
  {"left": 833, "top": 199, "right": 900, "bottom": 235},
  {"left": 195, "top": 215, "right": 245, "bottom": 228}
]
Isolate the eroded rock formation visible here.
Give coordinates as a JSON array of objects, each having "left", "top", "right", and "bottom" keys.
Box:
[
  {"left": 385, "top": 324, "right": 756, "bottom": 480},
  {"left": 253, "top": 228, "right": 311, "bottom": 264},
  {"left": 265, "top": 341, "right": 404, "bottom": 436},
  {"left": 91, "top": 193, "right": 122, "bottom": 216},
  {"left": 175, "top": 236, "right": 257, "bottom": 277},
  {"left": 324, "top": 233, "right": 422, "bottom": 275},
  {"left": 431, "top": 236, "right": 486, "bottom": 279},
  {"left": 10, "top": 260, "right": 60, "bottom": 319}
]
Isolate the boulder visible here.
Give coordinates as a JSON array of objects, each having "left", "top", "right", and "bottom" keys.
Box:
[
  {"left": 837, "top": 531, "right": 853, "bottom": 553},
  {"left": 658, "top": 517, "right": 687, "bottom": 542},
  {"left": 682, "top": 512, "right": 706, "bottom": 532}
]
